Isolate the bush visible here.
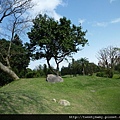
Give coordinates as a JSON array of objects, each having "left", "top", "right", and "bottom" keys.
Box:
[
  {"left": 105, "top": 69, "right": 113, "bottom": 78},
  {"left": 96, "top": 69, "right": 114, "bottom": 78},
  {"left": 0, "top": 70, "right": 13, "bottom": 86},
  {"left": 25, "top": 72, "right": 36, "bottom": 78},
  {"left": 96, "top": 72, "right": 104, "bottom": 77}
]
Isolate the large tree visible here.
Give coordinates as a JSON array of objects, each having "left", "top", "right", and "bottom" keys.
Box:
[
  {"left": 0, "top": 0, "right": 32, "bottom": 80},
  {"left": 97, "top": 46, "right": 120, "bottom": 78},
  {"left": 97, "top": 46, "right": 120, "bottom": 70},
  {"left": 77, "top": 57, "right": 89, "bottom": 75},
  {"left": 27, "top": 14, "right": 88, "bottom": 75}
]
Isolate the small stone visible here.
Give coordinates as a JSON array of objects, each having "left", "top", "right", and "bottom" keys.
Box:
[
  {"left": 52, "top": 98, "right": 57, "bottom": 102},
  {"left": 58, "top": 99, "right": 70, "bottom": 106},
  {"left": 90, "top": 90, "right": 95, "bottom": 92},
  {"left": 46, "top": 74, "right": 63, "bottom": 83}
]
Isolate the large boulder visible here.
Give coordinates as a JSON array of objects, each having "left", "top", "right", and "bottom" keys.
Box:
[{"left": 46, "top": 74, "right": 63, "bottom": 83}]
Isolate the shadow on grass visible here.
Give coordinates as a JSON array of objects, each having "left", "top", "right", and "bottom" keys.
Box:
[{"left": 0, "top": 91, "right": 51, "bottom": 114}]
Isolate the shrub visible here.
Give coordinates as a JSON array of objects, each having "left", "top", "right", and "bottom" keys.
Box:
[
  {"left": 0, "top": 70, "right": 13, "bottom": 86},
  {"left": 25, "top": 72, "right": 36, "bottom": 78},
  {"left": 105, "top": 69, "right": 113, "bottom": 78},
  {"left": 96, "top": 72, "right": 104, "bottom": 77},
  {"left": 96, "top": 69, "right": 114, "bottom": 78}
]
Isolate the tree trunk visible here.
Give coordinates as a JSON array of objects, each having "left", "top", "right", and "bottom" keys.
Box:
[
  {"left": 82, "top": 67, "right": 85, "bottom": 75},
  {"left": 46, "top": 59, "right": 57, "bottom": 75},
  {"left": 0, "top": 62, "right": 19, "bottom": 80},
  {"left": 56, "top": 63, "right": 59, "bottom": 76}
]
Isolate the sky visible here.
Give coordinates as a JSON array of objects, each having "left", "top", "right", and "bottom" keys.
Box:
[
  {"left": 27, "top": 0, "right": 120, "bottom": 70},
  {"left": 2, "top": 0, "right": 120, "bottom": 70}
]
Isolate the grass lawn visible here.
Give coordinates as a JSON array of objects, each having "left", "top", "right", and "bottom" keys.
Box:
[{"left": 0, "top": 75, "right": 120, "bottom": 114}]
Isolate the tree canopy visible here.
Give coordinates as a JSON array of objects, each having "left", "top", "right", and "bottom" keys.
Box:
[{"left": 27, "top": 14, "right": 88, "bottom": 75}]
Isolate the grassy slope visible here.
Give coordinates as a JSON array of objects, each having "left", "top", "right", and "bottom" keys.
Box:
[{"left": 0, "top": 75, "right": 120, "bottom": 114}]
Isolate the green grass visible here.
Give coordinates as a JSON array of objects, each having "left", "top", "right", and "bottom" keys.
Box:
[{"left": 0, "top": 75, "right": 120, "bottom": 114}]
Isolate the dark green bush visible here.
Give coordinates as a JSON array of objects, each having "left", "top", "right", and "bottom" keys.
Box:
[
  {"left": 25, "top": 72, "right": 36, "bottom": 78},
  {"left": 0, "top": 70, "right": 13, "bottom": 86},
  {"left": 96, "top": 69, "right": 114, "bottom": 78},
  {"left": 96, "top": 72, "right": 104, "bottom": 77},
  {"left": 105, "top": 69, "right": 113, "bottom": 78}
]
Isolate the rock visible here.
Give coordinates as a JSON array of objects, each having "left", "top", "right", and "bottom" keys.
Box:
[
  {"left": 90, "top": 90, "right": 95, "bottom": 92},
  {"left": 46, "top": 74, "right": 63, "bottom": 83},
  {"left": 52, "top": 98, "right": 57, "bottom": 102},
  {"left": 58, "top": 99, "right": 70, "bottom": 106}
]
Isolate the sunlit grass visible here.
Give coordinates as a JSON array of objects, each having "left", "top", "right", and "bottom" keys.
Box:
[{"left": 0, "top": 75, "right": 120, "bottom": 114}]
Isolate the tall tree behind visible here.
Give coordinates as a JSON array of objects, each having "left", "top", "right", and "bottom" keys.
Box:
[
  {"left": 0, "top": 38, "right": 30, "bottom": 85},
  {"left": 97, "top": 46, "right": 120, "bottom": 78},
  {"left": 97, "top": 46, "right": 120, "bottom": 70},
  {"left": 77, "top": 58, "right": 89, "bottom": 75},
  {"left": 0, "top": 0, "right": 33, "bottom": 80},
  {"left": 11, "top": 35, "right": 30, "bottom": 77}
]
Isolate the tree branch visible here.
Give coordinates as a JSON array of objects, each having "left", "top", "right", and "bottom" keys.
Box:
[{"left": 0, "top": 0, "right": 32, "bottom": 23}]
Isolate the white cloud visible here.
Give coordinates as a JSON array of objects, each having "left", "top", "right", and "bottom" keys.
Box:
[
  {"left": 78, "top": 19, "right": 86, "bottom": 25},
  {"left": 111, "top": 18, "right": 120, "bottom": 24},
  {"left": 110, "top": 0, "right": 116, "bottom": 3},
  {"left": 93, "top": 17, "right": 120, "bottom": 27},
  {"left": 96, "top": 22, "right": 108, "bottom": 27},
  {"left": 28, "top": 0, "right": 64, "bottom": 20},
  {"left": 93, "top": 22, "right": 108, "bottom": 27}
]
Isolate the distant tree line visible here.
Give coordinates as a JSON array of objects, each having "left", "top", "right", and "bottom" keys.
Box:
[
  {"left": 25, "top": 64, "right": 53, "bottom": 78},
  {"left": 61, "top": 58, "right": 99, "bottom": 76},
  {"left": 61, "top": 54, "right": 120, "bottom": 78}
]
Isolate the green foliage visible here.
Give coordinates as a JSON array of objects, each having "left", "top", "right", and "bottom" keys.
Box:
[
  {"left": 115, "top": 63, "right": 120, "bottom": 73},
  {"left": 25, "top": 64, "right": 52, "bottom": 78},
  {"left": 11, "top": 36, "right": 30, "bottom": 77},
  {"left": 12, "top": 34, "right": 22, "bottom": 46},
  {"left": 0, "top": 70, "right": 13, "bottom": 86},
  {"left": 105, "top": 69, "right": 114, "bottom": 78},
  {"left": 0, "top": 37, "right": 30, "bottom": 85},
  {"left": 61, "top": 58, "right": 98, "bottom": 76},
  {"left": 25, "top": 68, "right": 40, "bottom": 78},
  {"left": 97, "top": 46, "right": 120, "bottom": 76},
  {"left": 96, "top": 72, "right": 105, "bottom": 77},
  {"left": 27, "top": 14, "right": 88, "bottom": 75},
  {"left": 61, "top": 67, "right": 69, "bottom": 76},
  {"left": 25, "top": 71, "right": 36, "bottom": 78},
  {"left": 0, "top": 38, "right": 30, "bottom": 77},
  {"left": 96, "top": 69, "right": 114, "bottom": 78}
]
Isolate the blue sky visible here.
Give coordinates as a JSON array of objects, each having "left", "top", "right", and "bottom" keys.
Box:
[
  {"left": 57, "top": 0, "right": 120, "bottom": 64},
  {"left": 16, "top": 0, "right": 120, "bottom": 70}
]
